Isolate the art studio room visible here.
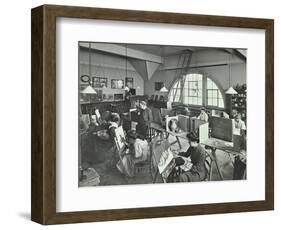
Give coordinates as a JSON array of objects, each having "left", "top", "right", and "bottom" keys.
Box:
[{"left": 79, "top": 42, "right": 247, "bottom": 187}]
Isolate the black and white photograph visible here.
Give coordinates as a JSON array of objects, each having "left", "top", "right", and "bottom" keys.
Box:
[{"left": 79, "top": 42, "right": 247, "bottom": 187}]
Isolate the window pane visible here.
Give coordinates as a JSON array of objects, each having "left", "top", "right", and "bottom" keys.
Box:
[
  {"left": 206, "top": 79, "right": 225, "bottom": 108},
  {"left": 189, "top": 82, "right": 194, "bottom": 89},
  {"left": 207, "top": 79, "right": 211, "bottom": 88},
  {"left": 191, "top": 97, "right": 195, "bottom": 105},
  {"left": 189, "top": 75, "right": 193, "bottom": 81},
  {"left": 218, "top": 91, "right": 223, "bottom": 99},
  {"left": 219, "top": 98, "right": 224, "bottom": 108},
  {"left": 168, "top": 74, "right": 204, "bottom": 106}
]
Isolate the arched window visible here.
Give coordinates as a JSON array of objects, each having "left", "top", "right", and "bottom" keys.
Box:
[
  {"left": 168, "top": 73, "right": 224, "bottom": 108},
  {"left": 206, "top": 78, "right": 224, "bottom": 108}
]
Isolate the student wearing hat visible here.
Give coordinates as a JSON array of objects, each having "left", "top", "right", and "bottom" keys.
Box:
[
  {"left": 174, "top": 132, "right": 207, "bottom": 182},
  {"left": 197, "top": 107, "right": 209, "bottom": 122},
  {"left": 116, "top": 130, "right": 150, "bottom": 177}
]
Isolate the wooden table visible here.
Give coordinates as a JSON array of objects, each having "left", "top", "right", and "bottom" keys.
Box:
[{"left": 201, "top": 137, "right": 240, "bottom": 180}]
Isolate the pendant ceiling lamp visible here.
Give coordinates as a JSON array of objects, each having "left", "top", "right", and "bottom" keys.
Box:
[
  {"left": 82, "top": 85, "right": 97, "bottom": 94},
  {"left": 160, "top": 85, "right": 169, "bottom": 92},
  {"left": 225, "top": 86, "right": 237, "bottom": 94}
]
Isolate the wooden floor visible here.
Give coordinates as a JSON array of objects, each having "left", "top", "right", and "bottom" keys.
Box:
[{"left": 81, "top": 135, "right": 235, "bottom": 187}]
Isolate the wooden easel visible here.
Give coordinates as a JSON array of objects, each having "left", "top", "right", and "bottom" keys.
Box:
[{"left": 113, "top": 127, "right": 131, "bottom": 178}]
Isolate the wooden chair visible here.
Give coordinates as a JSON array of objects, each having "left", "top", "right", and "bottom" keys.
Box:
[
  {"left": 134, "top": 143, "right": 152, "bottom": 178},
  {"left": 113, "top": 127, "right": 152, "bottom": 179},
  {"left": 204, "top": 149, "right": 213, "bottom": 181}
]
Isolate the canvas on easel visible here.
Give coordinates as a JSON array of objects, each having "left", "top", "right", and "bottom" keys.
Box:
[
  {"left": 166, "top": 116, "right": 178, "bottom": 132},
  {"left": 211, "top": 117, "right": 233, "bottom": 142},
  {"left": 114, "top": 126, "right": 126, "bottom": 151},
  {"left": 199, "top": 122, "right": 209, "bottom": 143},
  {"left": 178, "top": 115, "right": 190, "bottom": 132}
]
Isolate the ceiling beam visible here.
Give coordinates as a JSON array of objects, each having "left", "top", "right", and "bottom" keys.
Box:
[
  {"left": 129, "top": 59, "right": 160, "bottom": 80},
  {"left": 234, "top": 49, "right": 247, "bottom": 60},
  {"left": 224, "top": 48, "right": 247, "bottom": 61},
  {"left": 79, "top": 42, "right": 162, "bottom": 64},
  {"left": 159, "top": 59, "right": 244, "bottom": 71}
]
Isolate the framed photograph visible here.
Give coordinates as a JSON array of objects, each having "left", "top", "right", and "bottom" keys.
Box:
[
  {"left": 125, "top": 77, "right": 134, "bottom": 88},
  {"left": 114, "top": 93, "right": 124, "bottom": 101},
  {"left": 31, "top": 5, "right": 274, "bottom": 225},
  {"left": 111, "top": 79, "right": 124, "bottom": 89},
  {"left": 92, "top": 77, "right": 108, "bottom": 88},
  {"left": 155, "top": 82, "right": 163, "bottom": 91}
]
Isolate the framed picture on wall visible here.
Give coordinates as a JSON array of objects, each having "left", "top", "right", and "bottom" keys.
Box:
[
  {"left": 103, "top": 94, "right": 114, "bottom": 101},
  {"left": 80, "top": 75, "right": 90, "bottom": 85},
  {"left": 111, "top": 79, "right": 124, "bottom": 89},
  {"left": 125, "top": 77, "right": 134, "bottom": 88},
  {"left": 114, "top": 93, "right": 124, "bottom": 101},
  {"left": 155, "top": 82, "right": 163, "bottom": 91},
  {"left": 32, "top": 4, "right": 274, "bottom": 225},
  {"left": 92, "top": 77, "right": 107, "bottom": 88}
]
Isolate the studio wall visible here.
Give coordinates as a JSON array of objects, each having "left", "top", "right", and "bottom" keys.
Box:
[
  {"left": 144, "top": 49, "right": 246, "bottom": 96},
  {"left": 79, "top": 48, "right": 145, "bottom": 95}
]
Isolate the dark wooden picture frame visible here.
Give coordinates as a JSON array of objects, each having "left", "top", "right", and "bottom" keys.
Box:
[
  {"left": 31, "top": 4, "right": 274, "bottom": 225},
  {"left": 92, "top": 76, "right": 108, "bottom": 88},
  {"left": 111, "top": 79, "right": 124, "bottom": 89},
  {"left": 125, "top": 77, "right": 134, "bottom": 88},
  {"left": 155, "top": 82, "right": 164, "bottom": 91}
]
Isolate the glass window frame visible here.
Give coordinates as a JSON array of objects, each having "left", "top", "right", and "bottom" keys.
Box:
[{"left": 168, "top": 73, "right": 225, "bottom": 108}]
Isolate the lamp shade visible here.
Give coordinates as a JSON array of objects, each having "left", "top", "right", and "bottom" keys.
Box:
[
  {"left": 82, "top": 85, "right": 97, "bottom": 94},
  {"left": 225, "top": 86, "right": 238, "bottom": 95},
  {"left": 159, "top": 86, "right": 169, "bottom": 92}
]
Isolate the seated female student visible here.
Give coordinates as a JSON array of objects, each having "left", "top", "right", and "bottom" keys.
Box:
[
  {"left": 233, "top": 113, "right": 246, "bottom": 130},
  {"left": 197, "top": 107, "right": 209, "bottom": 122},
  {"left": 172, "top": 132, "right": 206, "bottom": 182},
  {"left": 95, "top": 112, "right": 120, "bottom": 144},
  {"left": 107, "top": 113, "right": 121, "bottom": 139},
  {"left": 93, "top": 113, "right": 122, "bottom": 167},
  {"left": 116, "top": 130, "right": 150, "bottom": 177}
]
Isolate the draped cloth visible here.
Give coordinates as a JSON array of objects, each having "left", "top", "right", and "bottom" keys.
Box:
[{"left": 117, "top": 139, "right": 150, "bottom": 177}]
